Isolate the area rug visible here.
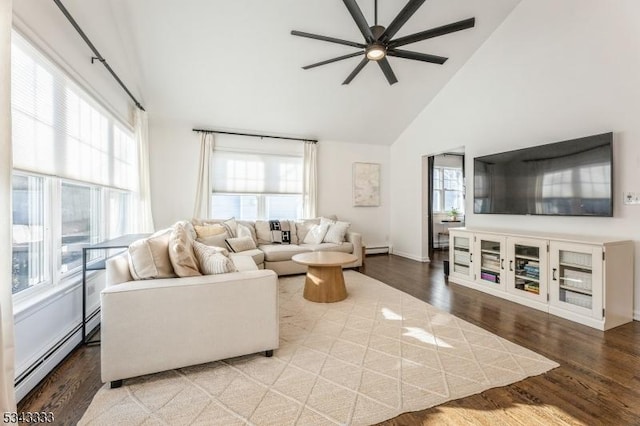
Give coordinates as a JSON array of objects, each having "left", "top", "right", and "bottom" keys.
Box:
[{"left": 80, "top": 271, "right": 558, "bottom": 425}]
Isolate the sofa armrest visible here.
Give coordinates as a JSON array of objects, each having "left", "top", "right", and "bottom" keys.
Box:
[
  {"left": 346, "top": 232, "right": 363, "bottom": 267},
  {"left": 106, "top": 254, "right": 133, "bottom": 286}
]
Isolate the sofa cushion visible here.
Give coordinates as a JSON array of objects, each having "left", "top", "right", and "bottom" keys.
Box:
[
  {"left": 301, "top": 242, "right": 354, "bottom": 254},
  {"left": 303, "top": 223, "right": 330, "bottom": 244},
  {"left": 226, "top": 236, "right": 257, "bottom": 253},
  {"left": 197, "top": 232, "right": 230, "bottom": 249},
  {"left": 192, "top": 241, "right": 237, "bottom": 275},
  {"left": 168, "top": 221, "right": 202, "bottom": 277},
  {"left": 295, "top": 218, "right": 320, "bottom": 243},
  {"left": 228, "top": 248, "right": 264, "bottom": 266},
  {"left": 321, "top": 218, "right": 351, "bottom": 244},
  {"left": 194, "top": 224, "right": 226, "bottom": 239},
  {"left": 128, "top": 228, "right": 176, "bottom": 280},
  {"left": 259, "top": 244, "right": 313, "bottom": 262}
]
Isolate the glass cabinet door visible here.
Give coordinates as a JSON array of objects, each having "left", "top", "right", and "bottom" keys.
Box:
[
  {"left": 550, "top": 242, "right": 603, "bottom": 319},
  {"left": 506, "top": 237, "right": 548, "bottom": 304},
  {"left": 449, "top": 231, "right": 473, "bottom": 280},
  {"left": 474, "top": 234, "right": 506, "bottom": 291}
]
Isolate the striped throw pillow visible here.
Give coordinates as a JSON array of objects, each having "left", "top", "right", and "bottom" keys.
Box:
[{"left": 192, "top": 241, "right": 237, "bottom": 275}]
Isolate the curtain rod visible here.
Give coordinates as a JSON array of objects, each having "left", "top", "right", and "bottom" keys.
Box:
[
  {"left": 52, "top": 0, "right": 146, "bottom": 111},
  {"left": 193, "top": 129, "right": 318, "bottom": 144}
]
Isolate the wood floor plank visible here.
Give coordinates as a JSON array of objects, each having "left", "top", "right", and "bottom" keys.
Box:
[{"left": 17, "top": 252, "right": 640, "bottom": 425}]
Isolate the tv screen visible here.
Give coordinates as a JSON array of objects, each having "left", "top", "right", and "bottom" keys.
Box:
[{"left": 474, "top": 132, "right": 613, "bottom": 216}]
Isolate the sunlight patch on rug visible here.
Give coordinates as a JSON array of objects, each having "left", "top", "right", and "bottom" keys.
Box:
[{"left": 80, "top": 271, "right": 558, "bottom": 425}]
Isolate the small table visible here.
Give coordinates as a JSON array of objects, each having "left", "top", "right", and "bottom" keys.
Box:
[
  {"left": 292, "top": 251, "right": 358, "bottom": 303},
  {"left": 82, "top": 233, "right": 151, "bottom": 345}
]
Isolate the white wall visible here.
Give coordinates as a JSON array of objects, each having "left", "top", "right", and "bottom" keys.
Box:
[
  {"left": 149, "top": 122, "right": 391, "bottom": 249},
  {"left": 390, "top": 0, "right": 640, "bottom": 317},
  {"left": 317, "top": 141, "right": 390, "bottom": 250}
]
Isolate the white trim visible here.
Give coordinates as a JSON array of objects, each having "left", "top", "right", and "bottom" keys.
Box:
[
  {"left": 634, "top": 309, "right": 640, "bottom": 322},
  {"left": 392, "top": 250, "right": 430, "bottom": 263},
  {"left": 11, "top": 16, "right": 133, "bottom": 130}
]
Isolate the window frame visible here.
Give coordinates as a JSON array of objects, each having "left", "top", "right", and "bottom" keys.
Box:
[{"left": 433, "top": 166, "right": 465, "bottom": 214}]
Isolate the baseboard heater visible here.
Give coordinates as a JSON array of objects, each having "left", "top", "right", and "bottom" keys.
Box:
[{"left": 365, "top": 246, "right": 390, "bottom": 255}]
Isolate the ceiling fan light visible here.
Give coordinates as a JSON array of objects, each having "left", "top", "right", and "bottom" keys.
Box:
[{"left": 366, "top": 44, "right": 386, "bottom": 61}]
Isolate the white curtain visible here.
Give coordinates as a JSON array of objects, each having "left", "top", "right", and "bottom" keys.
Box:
[
  {"left": 0, "top": 0, "right": 17, "bottom": 412},
  {"left": 193, "top": 132, "right": 214, "bottom": 219},
  {"left": 302, "top": 141, "right": 318, "bottom": 218},
  {"left": 134, "top": 109, "right": 155, "bottom": 232}
]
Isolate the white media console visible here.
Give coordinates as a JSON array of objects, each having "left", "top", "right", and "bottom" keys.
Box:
[{"left": 448, "top": 228, "right": 634, "bottom": 330}]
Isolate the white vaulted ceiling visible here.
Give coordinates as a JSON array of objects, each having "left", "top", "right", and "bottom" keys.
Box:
[{"left": 17, "top": 0, "right": 521, "bottom": 145}]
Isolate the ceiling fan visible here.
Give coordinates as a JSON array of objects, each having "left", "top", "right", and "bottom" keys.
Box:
[{"left": 291, "top": 0, "right": 475, "bottom": 85}]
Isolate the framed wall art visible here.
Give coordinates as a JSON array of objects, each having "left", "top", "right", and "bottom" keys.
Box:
[{"left": 353, "top": 162, "right": 380, "bottom": 207}]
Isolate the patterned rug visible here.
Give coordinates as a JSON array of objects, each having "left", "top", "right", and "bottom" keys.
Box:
[{"left": 80, "top": 271, "right": 558, "bottom": 425}]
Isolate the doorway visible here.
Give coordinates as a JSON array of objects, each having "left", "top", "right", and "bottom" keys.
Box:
[{"left": 426, "top": 152, "right": 465, "bottom": 261}]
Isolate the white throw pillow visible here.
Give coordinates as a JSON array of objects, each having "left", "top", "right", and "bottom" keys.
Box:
[
  {"left": 324, "top": 221, "right": 350, "bottom": 244},
  {"left": 303, "top": 223, "right": 330, "bottom": 244},
  {"left": 237, "top": 223, "right": 253, "bottom": 241},
  {"left": 192, "top": 241, "right": 237, "bottom": 275}
]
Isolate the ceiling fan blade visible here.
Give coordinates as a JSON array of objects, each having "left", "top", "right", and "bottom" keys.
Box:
[
  {"left": 388, "top": 18, "right": 476, "bottom": 48},
  {"left": 387, "top": 49, "right": 448, "bottom": 64},
  {"left": 380, "top": 0, "right": 426, "bottom": 42},
  {"left": 291, "top": 30, "right": 365, "bottom": 49},
  {"left": 377, "top": 58, "right": 398, "bottom": 85},
  {"left": 343, "top": 0, "right": 374, "bottom": 43},
  {"left": 302, "top": 52, "right": 364, "bottom": 70},
  {"left": 342, "top": 57, "right": 369, "bottom": 85}
]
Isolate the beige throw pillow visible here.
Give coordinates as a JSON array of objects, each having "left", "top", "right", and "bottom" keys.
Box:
[
  {"left": 168, "top": 221, "right": 202, "bottom": 277},
  {"left": 197, "top": 232, "right": 230, "bottom": 250},
  {"left": 192, "top": 241, "right": 237, "bottom": 275},
  {"left": 225, "top": 236, "right": 257, "bottom": 253},
  {"left": 128, "top": 228, "right": 176, "bottom": 280},
  {"left": 295, "top": 218, "right": 320, "bottom": 243},
  {"left": 194, "top": 224, "right": 226, "bottom": 238}
]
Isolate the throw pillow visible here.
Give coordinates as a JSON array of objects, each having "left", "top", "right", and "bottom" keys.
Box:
[
  {"left": 192, "top": 241, "right": 237, "bottom": 275},
  {"left": 128, "top": 228, "right": 176, "bottom": 280},
  {"left": 197, "top": 231, "right": 230, "bottom": 249},
  {"left": 168, "top": 221, "right": 202, "bottom": 277},
  {"left": 295, "top": 218, "right": 320, "bottom": 243},
  {"left": 320, "top": 217, "right": 351, "bottom": 244},
  {"left": 194, "top": 223, "right": 226, "bottom": 239},
  {"left": 226, "top": 236, "right": 257, "bottom": 253},
  {"left": 220, "top": 217, "right": 238, "bottom": 237},
  {"left": 237, "top": 223, "right": 254, "bottom": 240},
  {"left": 303, "top": 223, "right": 330, "bottom": 244}
]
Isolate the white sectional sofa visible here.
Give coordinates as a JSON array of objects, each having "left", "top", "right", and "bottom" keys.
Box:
[
  {"left": 192, "top": 217, "right": 364, "bottom": 275},
  {"left": 100, "top": 216, "right": 362, "bottom": 387}
]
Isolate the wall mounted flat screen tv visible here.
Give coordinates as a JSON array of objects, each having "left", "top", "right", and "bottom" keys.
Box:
[{"left": 474, "top": 132, "right": 613, "bottom": 217}]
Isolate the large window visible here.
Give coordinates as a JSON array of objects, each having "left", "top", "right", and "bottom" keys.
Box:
[
  {"left": 10, "top": 31, "right": 138, "bottom": 298},
  {"left": 433, "top": 167, "right": 464, "bottom": 213},
  {"left": 211, "top": 150, "right": 303, "bottom": 220}
]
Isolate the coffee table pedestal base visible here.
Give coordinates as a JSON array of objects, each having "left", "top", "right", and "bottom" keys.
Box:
[{"left": 303, "top": 265, "right": 347, "bottom": 303}]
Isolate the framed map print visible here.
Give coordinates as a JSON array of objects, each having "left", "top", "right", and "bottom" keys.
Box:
[{"left": 353, "top": 162, "right": 380, "bottom": 207}]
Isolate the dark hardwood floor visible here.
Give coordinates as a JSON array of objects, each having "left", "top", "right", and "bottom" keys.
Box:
[{"left": 18, "top": 252, "right": 640, "bottom": 425}]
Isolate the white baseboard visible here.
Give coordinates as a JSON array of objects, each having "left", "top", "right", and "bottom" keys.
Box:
[
  {"left": 365, "top": 246, "right": 390, "bottom": 255},
  {"left": 634, "top": 309, "right": 640, "bottom": 322},
  {"left": 392, "top": 250, "right": 430, "bottom": 263}
]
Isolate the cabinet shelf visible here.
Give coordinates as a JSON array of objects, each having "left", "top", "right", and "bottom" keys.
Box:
[
  {"left": 515, "top": 274, "right": 539, "bottom": 282},
  {"left": 481, "top": 248, "right": 500, "bottom": 255},
  {"left": 454, "top": 247, "right": 469, "bottom": 252},
  {"left": 481, "top": 265, "right": 500, "bottom": 273},
  {"left": 559, "top": 262, "right": 592, "bottom": 271},
  {"left": 515, "top": 254, "right": 539, "bottom": 261},
  {"left": 559, "top": 284, "right": 592, "bottom": 296}
]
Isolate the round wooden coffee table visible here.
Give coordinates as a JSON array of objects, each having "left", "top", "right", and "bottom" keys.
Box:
[{"left": 292, "top": 251, "right": 358, "bottom": 303}]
